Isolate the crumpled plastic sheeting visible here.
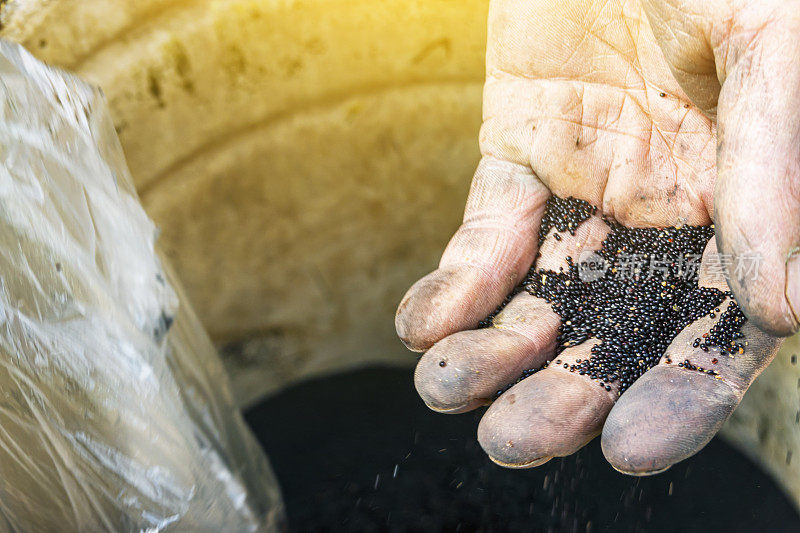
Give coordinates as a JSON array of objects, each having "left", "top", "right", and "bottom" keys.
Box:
[{"left": 0, "top": 40, "right": 284, "bottom": 531}]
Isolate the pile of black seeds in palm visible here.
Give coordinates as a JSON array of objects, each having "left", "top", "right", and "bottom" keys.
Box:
[
  {"left": 537, "top": 194, "right": 598, "bottom": 244},
  {"left": 478, "top": 197, "right": 598, "bottom": 328},
  {"left": 486, "top": 195, "right": 749, "bottom": 396}
]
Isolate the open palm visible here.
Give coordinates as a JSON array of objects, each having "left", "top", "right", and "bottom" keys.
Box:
[{"left": 396, "top": 0, "right": 798, "bottom": 474}]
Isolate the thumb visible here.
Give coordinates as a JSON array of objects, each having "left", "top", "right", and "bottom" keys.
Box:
[
  {"left": 644, "top": 0, "right": 800, "bottom": 336},
  {"left": 714, "top": 6, "right": 800, "bottom": 336}
]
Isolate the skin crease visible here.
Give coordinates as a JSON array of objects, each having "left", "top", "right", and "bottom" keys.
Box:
[{"left": 396, "top": 0, "right": 799, "bottom": 474}]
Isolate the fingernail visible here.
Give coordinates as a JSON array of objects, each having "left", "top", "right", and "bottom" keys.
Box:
[
  {"left": 394, "top": 291, "right": 432, "bottom": 352},
  {"left": 423, "top": 398, "right": 488, "bottom": 414},
  {"left": 785, "top": 250, "right": 800, "bottom": 331},
  {"left": 610, "top": 464, "right": 672, "bottom": 477},
  {"left": 397, "top": 332, "right": 427, "bottom": 353},
  {"left": 487, "top": 455, "right": 552, "bottom": 469},
  {"left": 394, "top": 265, "right": 482, "bottom": 352}
]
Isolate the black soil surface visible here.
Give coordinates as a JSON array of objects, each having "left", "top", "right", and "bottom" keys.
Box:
[{"left": 245, "top": 366, "right": 799, "bottom": 532}]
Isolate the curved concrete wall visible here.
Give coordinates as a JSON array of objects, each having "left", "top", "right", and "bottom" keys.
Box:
[{"left": 2, "top": 0, "right": 488, "bottom": 401}]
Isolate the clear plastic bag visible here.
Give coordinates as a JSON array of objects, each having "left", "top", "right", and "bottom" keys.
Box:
[{"left": 0, "top": 40, "right": 284, "bottom": 531}]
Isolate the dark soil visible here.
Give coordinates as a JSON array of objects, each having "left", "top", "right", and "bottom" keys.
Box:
[{"left": 245, "top": 366, "right": 799, "bottom": 532}]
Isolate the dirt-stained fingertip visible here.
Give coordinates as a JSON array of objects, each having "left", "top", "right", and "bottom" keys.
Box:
[
  {"left": 601, "top": 366, "right": 738, "bottom": 475},
  {"left": 413, "top": 299, "right": 559, "bottom": 413},
  {"left": 477, "top": 363, "right": 613, "bottom": 468},
  {"left": 721, "top": 271, "right": 800, "bottom": 338},
  {"left": 395, "top": 265, "right": 490, "bottom": 352}
]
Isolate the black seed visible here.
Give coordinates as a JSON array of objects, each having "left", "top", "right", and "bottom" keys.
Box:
[{"left": 488, "top": 195, "right": 747, "bottom": 398}]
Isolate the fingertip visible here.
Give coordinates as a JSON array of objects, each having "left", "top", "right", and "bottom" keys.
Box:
[
  {"left": 395, "top": 288, "right": 433, "bottom": 353},
  {"left": 740, "top": 305, "right": 799, "bottom": 338},
  {"left": 413, "top": 339, "right": 480, "bottom": 412},
  {"left": 712, "top": 236, "right": 800, "bottom": 338},
  {"left": 395, "top": 265, "right": 485, "bottom": 352},
  {"left": 714, "top": 173, "right": 800, "bottom": 336},
  {"left": 601, "top": 365, "right": 738, "bottom": 475},
  {"left": 395, "top": 309, "right": 429, "bottom": 353},
  {"left": 714, "top": 166, "right": 800, "bottom": 337},
  {"left": 477, "top": 369, "right": 611, "bottom": 467},
  {"left": 727, "top": 273, "right": 800, "bottom": 338},
  {"left": 413, "top": 318, "right": 556, "bottom": 413}
]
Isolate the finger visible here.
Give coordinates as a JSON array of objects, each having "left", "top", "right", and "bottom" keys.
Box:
[
  {"left": 713, "top": 9, "right": 800, "bottom": 336},
  {"left": 395, "top": 156, "right": 549, "bottom": 351},
  {"left": 645, "top": 1, "right": 800, "bottom": 335},
  {"left": 602, "top": 238, "right": 783, "bottom": 474},
  {"left": 414, "top": 292, "right": 559, "bottom": 413},
  {"left": 477, "top": 342, "right": 617, "bottom": 468},
  {"left": 601, "top": 309, "right": 781, "bottom": 475},
  {"left": 414, "top": 216, "right": 610, "bottom": 412}
]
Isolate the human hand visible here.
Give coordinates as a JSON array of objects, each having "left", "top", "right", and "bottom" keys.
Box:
[{"left": 395, "top": 0, "right": 796, "bottom": 474}]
